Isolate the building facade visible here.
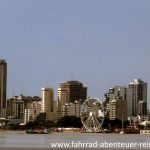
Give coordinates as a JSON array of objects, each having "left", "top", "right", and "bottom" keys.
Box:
[
  {"left": 129, "top": 79, "right": 147, "bottom": 116},
  {"left": 41, "top": 88, "right": 54, "bottom": 113},
  {"left": 24, "top": 101, "right": 41, "bottom": 123},
  {"left": 58, "top": 81, "right": 87, "bottom": 110},
  {"left": 0, "top": 59, "right": 7, "bottom": 118},
  {"left": 62, "top": 101, "right": 81, "bottom": 117},
  {"left": 106, "top": 97, "right": 127, "bottom": 121},
  {"left": 7, "top": 95, "right": 41, "bottom": 123},
  {"left": 105, "top": 86, "right": 132, "bottom": 117},
  {"left": 41, "top": 88, "right": 54, "bottom": 120},
  {"left": 138, "top": 100, "right": 147, "bottom": 116}
]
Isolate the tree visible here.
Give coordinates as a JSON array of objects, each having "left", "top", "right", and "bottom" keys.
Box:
[{"left": 56, "top": 116, "right": 82, "bottom": 128}]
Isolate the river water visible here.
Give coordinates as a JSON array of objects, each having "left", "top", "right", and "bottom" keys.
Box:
[{"left": 0, "top": 130, "right": 150, "bottom": 150}]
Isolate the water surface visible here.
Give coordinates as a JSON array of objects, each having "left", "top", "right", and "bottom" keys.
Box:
[{"left": 0, "top": 131, "right": 150, "bottom": 149}]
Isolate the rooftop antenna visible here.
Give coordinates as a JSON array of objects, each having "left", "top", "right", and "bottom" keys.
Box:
[
  {"left": 70, "top": 70, "right": 74, "bottom": 81},
  {"left": 21, "top": 85, "right": 24, "bottom": 96},
  {"left": 51, "top": 76, "right": 55, "bottom": 89},
  {"left": 12, "top": 84, "right": 16, "bottom": 96}
]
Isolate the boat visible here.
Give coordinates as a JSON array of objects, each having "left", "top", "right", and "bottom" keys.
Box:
[
  {"left": 139, "top": 119, "right": 150, "bottom": 134},
  {"left": 120, "top": 131, "right": 125, "bottom": 134},
  {"left": 26, "top": 129, "right": 38, "bottom": 134},
  {"left": 26, "top": 128, "right": 50, "bottom": 134},
  {"left": 140, "top": 129, "right": 150, "bottom": 134},
  {"left": 124, "top": 128, "right": 140, "bottom": 134}
]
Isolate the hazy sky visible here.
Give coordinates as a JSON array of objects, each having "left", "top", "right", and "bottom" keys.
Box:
[{"left": 1, "top": 0, "right": 150, "bottom": 107}]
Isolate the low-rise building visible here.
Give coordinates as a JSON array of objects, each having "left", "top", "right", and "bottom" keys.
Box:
[
  {"left": 62, "top": 101, "right": 81, "bottom": 117},
  {"left": 7, "top": 95, "right": 41, "bottom": 124},
  {"left": 24, "top": 101, "right": 41, "bottom": 123}
]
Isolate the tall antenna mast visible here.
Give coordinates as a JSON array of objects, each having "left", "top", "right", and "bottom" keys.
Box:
[{"left": 70, "top": 70, "right": 74, "bottom": 81}]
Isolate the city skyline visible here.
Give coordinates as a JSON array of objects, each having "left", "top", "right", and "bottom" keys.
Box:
[{"left": 0, "top": 0, "right": 150, "bottom": 108}]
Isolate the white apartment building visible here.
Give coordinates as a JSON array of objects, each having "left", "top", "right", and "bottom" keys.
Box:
[
  {"left": 41, "top": 88, "right": 55, "bottom": 120},
  {"left": 62, "top": 101, "right": 81, "bottom": 117},
  {"left": 24, "top": 101, "right": 41, "bottom": 123}
]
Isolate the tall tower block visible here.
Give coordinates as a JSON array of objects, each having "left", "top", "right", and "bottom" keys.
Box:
[
  {"left": 129, "top": 79, "right": 147, "bottom": 116},
  {"left": 0, "top": 59, "right": 7, "bottom": 118}
]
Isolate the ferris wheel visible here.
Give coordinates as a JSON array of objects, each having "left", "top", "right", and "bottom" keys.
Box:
[{"left": 80, "top": 97, "right": 105, "bottom": 132}]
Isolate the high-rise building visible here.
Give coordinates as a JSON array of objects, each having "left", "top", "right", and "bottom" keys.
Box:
[
  {"left": 41, "top": 88, "right": 54, "bottom": 112},
  {"left": 129, "top": 79, "right": 147, "bottom": 116},
  {"left": 58, "top": 81, "right": 87, "bottom": 109},
  {"left": 41, "top": 88, "right": 54, "bottom": 120},
  {"left": 105, "top": 86, "right": 132, "bottom": 117},
  {"left": 0, "top": 59, "right": 7, "bottom": 118},
  {"left": 105, "top": 87, "right": 127, "bottom": 120},
  {"left": 106, "top": 97, "right": 127, "bottom": 121},
  {"left": 138, "top": 100, "right": 147, "bottom": 116}
]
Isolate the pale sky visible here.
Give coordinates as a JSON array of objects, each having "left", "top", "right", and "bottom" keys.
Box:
[{"left": 0, "top": 0, "right": 150, "bottom": 108}]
